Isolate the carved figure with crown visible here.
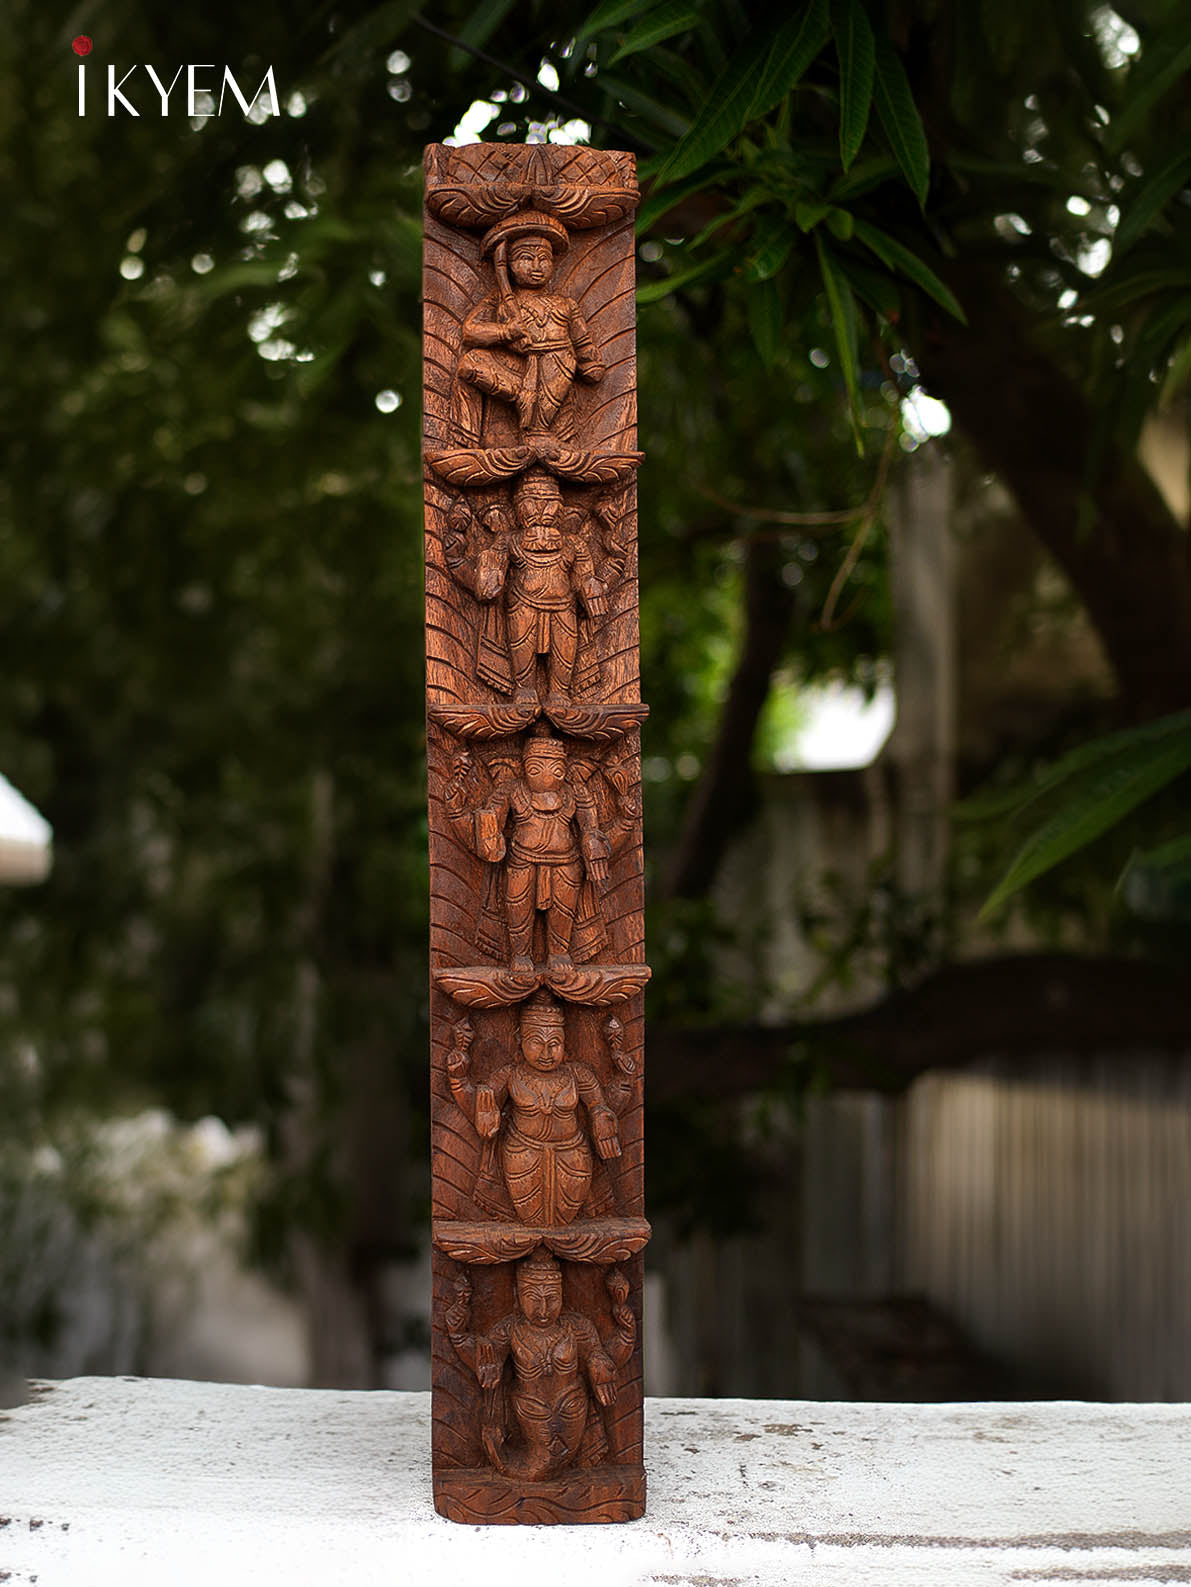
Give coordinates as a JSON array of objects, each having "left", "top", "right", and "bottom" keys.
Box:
[
  {"left": 446, "top": 995, "right": 635, "bottom": 1226},
  {"left": 444, "top": 724, "right": 637, "bottom": 972},
  {"left": 443, "top": 468, "right": 631, "bottom": 706},
  {"left": 445, "top": 1251, "right": 635, "bottom": 1481},
  {"left": 449, "top": 209, "right": 605, "bottom": 449}
]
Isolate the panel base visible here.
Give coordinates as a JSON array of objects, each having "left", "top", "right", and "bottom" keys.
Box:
[{"left": 433, "top": 1463, "right": 645, "bottom": 1525}]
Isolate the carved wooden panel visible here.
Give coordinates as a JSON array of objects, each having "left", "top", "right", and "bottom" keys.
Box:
[{"left": 423, "top": 143, "right": 648, "bottom": 1525}]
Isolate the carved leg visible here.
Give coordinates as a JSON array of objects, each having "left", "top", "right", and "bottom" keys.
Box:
[
  {"left": 451, "top": 349, "right": 524, "bottom": 444},
  {"left": 504, "top": 861, "right": 536, "bottom": 972},
  {"left": 546, "top": 608, "right": 578, "bottom": 706},
  {"left": 506, "top": 602, "right": 541, "bottom": 703},
  {"left": 545, "top": 860, "right": 582, "bottom": 969}
]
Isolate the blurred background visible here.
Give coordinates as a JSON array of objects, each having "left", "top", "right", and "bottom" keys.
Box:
[{"left": 3, "top": 0, "right": 1189, "bottom": 1406}]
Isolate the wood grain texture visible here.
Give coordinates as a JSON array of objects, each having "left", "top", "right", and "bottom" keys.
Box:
[{"left": 424, "top": 143, "right": 647, "bottom": 1524}]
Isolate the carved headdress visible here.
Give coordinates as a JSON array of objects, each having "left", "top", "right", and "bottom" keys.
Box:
[
  {"left": 518, "top": 1245, "right": 562, "bottom": 1284},
  {"left": 513, "top": 468, "right": 563, "bottom": 517},
  {"left": 522, "top": 722, "right": 568, "bottom": 764},
  {"left": 520, "top": 988, "right": 564, "bottom": 1030},
  {"left": 481, "top": 209, "right": 569, "bottom": 258}
]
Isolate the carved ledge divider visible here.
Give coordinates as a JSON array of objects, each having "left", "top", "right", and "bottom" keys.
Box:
[{"left": 423, "top": 143, "right": 649, "bottom": 1525}]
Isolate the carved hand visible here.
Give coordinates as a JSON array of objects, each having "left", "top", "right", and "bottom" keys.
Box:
[
  {"left": 606, "top": 1267, "right": 630, "bottom": 1309},
  {"left": 444, "top": 752, "right": 473, "bottom": 814},
  {"left": 582, "top": 829, "right": 611, "bottom": 882},
  {"left": 445, "top": 1271, "right": 471, "bottom": 1336},
  {"left": 593, "top": 1377, "right": 617, "bottom": 1407},
  {"left": 444, "top": 502, "right": 470, "bottom": 565},
  {"left": 592, "top": 1112, "right": 622, "bottom": 1160},
  {"left": 476, "top": 1337, "right": 501, "bottom": 1390}
]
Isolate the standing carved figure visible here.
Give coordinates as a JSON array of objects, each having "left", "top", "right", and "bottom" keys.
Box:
[
  {"left": 450, "top": 210, "right": 606, "bottom": 445},
  {"left": 444, "top": 470, "right": 613, "bottom": 703},
  {"left": 445, "top": 1250, "right": 635, "bottom": 1482},
  {"left": 447, "top": 993, "right": 634, "bottom": 1225},
  {"left": 445, "top": 726, "right": 611, "bottom": 972}
]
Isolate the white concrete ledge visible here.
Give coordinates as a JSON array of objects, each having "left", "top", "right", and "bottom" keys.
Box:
[{"left": 2, "top": 1378, "right": 1188, "bottom": 1585}]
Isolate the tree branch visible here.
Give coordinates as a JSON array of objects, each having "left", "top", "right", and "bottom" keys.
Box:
[{"left": 647, "top": 954, "right": 1191, "bottom": 1102}]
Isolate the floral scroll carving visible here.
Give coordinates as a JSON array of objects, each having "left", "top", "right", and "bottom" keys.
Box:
[{"left": 425, "top": 142, "right": 647, "bottom": 1525}]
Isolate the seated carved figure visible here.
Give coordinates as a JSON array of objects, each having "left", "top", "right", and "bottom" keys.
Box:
[
  {"left": 449, "top": 209, "right": 605, "bottom": 446},
  {"left": 445, "top": 1250, "right": 635, "bottom": 1481},
  {"left": 447, "top": 993, "right": 633, "bottom": 1226}
]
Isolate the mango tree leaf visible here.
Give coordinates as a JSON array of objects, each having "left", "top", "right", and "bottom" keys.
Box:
[
  {"left": 1113, "top": 150, "right": 1191, "bottom": 255},
  {"left": 815, "top": 233, "right": 862, "bottom": 443},
  {"left": 319, "top": 0, "right": 426, "bottom": 63},
  {"left": 980, "top": 735, "right": 1191, "bottom": 919},
  {"left": 610, "top": 0, "right": 702, "bottom": 65},
  {"left": 747, "top": 277, "right": 783, "bottom": 366},
  {"left": 955, "top": 709, "right": 1191, "bottom": 823},
  {"left": 575, "top": 0, "right": 667, "bottom": 50},
  {"left": 830, "top": 0, "right": 875, "bottom": 170},
  {"left": 636, "top": 250, "right": 730, "bottom": 302},
  {"left": 599, "top": 73, "right": 692, "bottom": 138},
  {"left": 1106, "top": 34, "right": 1191, "bottom": 154},
  {"left": 852, "top": 218, "right": 965, "bottom": 321},
  {"left": 742, "top": 213, "right": 796, "bottom": 281},
  {"left": 752, "top": 0, "right": 831, "bottom": 117},
  {"left": 1081, "top": 268, "right": 1191, "bottom": 314},
  {"left": 652, "top": 35, "right": 774, "bottom": 184},
  {"left": 1130, "top": 835, "right": 1191, "bottom": 877},
  {"left": 636, "top": 166, "right": 732, "bottom": 234},
  {"left": 446, "top": 0, "right": 520, "bottom": 69},
  {"left": 837, "top": 255, "right": 901, "bottom": 318},
  {"left": 829, "top": 155, "right": 898, "bottom": 201},
  {"left": 872, "top": 34, "right": 929, "bottom": 205},
  {"left": 795, "top": 199, "right": 831, "bottom": 231},
  {"left": 654, "top": 0, "right": 830, "bottom": 186}
]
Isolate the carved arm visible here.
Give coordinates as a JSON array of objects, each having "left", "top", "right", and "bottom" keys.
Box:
[
  {"left": 601, "top": 1015, "right": 637, "bottom": 1115},
  {"left": 570, "top": 537, "right": 608, "bottom": 620},
  {"left": 445, "top": 1269, "right": 477, "bottom": 1372},
  {"left": 602, "top": 1266, "right": 636, "bottom": 1369},
  {"left": 574, "top": 781, "right": 611, "bottom": 882},
  {"left": 461, "top": 294, "right": 519, "bottom": 348},
  {"left": 568, "top": 302, "right": 606, "bottom": 383},
  {"left": 573, "top": 1061, "right": 622, "bottom": 1160}
]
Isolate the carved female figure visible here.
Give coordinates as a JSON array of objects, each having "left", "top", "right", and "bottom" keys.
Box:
[
  {"left": 445, "top": 1250, "right": 635, "bottom": 1481},
  {"left": 447, "top": 993, "right": 633, "bottom": 1225},
  {"left": 449, "top": 209, "right": 606, "bottom": 445}
]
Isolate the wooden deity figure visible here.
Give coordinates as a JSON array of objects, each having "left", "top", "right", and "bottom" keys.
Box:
[
  {"left": 445, "top": 1249, "right": 636, "bottom": 1482},
  {"left": 450, "top": 209, "right": 606, "bottom": 446},
  {"left": 447, "top": 994, "right": 635, "bottom": 1226},
  {"left": 445, "top": 725, "right": 612, "bottom": 972},
  {"left": 444, "top": 469, "right": 616, "bottom": 704}
]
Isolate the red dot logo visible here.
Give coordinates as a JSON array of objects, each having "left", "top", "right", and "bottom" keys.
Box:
[{"left": 72, "top": 35, "right": 93, "bottom": 56}]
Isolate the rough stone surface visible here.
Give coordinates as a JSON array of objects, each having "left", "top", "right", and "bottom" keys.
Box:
[{"left": 2, "top": 1377, "right": 1188, "bottom": 1584}]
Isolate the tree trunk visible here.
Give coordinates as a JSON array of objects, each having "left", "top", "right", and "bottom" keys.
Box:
[{"left": 911, "top": 258, "right": 1191, "bottom": 718}]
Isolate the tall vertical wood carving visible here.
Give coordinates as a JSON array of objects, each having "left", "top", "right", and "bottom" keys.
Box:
[{"left": 422, "top": 143, "right": 649, "bottom": 1525}]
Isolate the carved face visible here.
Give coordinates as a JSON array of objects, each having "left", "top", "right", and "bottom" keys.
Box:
[
  {"left": 517, "top": 1267, "right": 564, "bottom": 1326},
  {"left": 517, "top": 493, "right": 563, "bottom": 551},
  {"left": 520, "top": 1017, "right": 565, "bottom": 1071},
  {"left": 509, "top": 236, "right": 554, "bottom": 287},
  {"left": 523, "top": 749, "right": 567, "bottom": 793}
]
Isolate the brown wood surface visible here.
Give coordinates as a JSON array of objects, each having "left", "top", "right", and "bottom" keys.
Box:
[{"left": 423, "top": 143, "right": 647, "bottom": 1525}]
